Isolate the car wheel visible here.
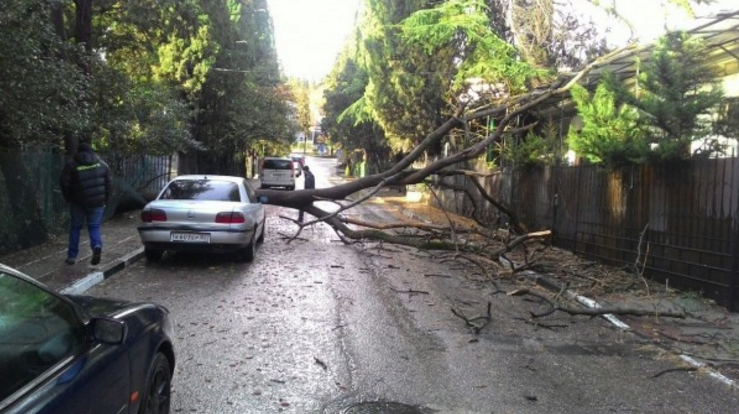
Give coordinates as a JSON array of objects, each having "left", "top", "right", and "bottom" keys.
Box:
[
  {"left": 138, "top": 353, "right": 171, "bottom": 414},
  {"left": 145, "top": 247, "right": 163, "bottom": 262},
  {"left": 257, "top": 221, "right": 266, "bottom": 243},
  {"left": 288, "top": 185, "right": 295, "bottom": 191},
  {"left": 240, "top": 234, "right": 257, "bottom": 263}
]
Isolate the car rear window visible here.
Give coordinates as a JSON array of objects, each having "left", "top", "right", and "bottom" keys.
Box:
[
  {"left": 160, "top": 180, "right": 241, "bottom": 202},
  {"left": 263, "top": 159, "right": 292, "bottom": 170}
]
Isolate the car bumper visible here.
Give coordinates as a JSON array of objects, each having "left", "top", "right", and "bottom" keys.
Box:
[
  {"left": 261, "top": 180, "right": 295, "bottom": 187},
  {"left": 138, "top": 227, "right": 255, "bottom": 252}
]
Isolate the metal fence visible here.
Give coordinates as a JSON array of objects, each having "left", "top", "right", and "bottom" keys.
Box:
[
  {"left": 0, "top": 150, "right": 175, "bottom": 256},
  {"left": 435, "top": 157, "right": 739, "bottom": 311}
]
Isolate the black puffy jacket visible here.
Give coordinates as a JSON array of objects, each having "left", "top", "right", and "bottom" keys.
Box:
[
  {"left": 60, "top": 146, "right": 112, "bottom": 208},
  {"left": 303, "top": 170, "right": 315, "bottom": 190}
]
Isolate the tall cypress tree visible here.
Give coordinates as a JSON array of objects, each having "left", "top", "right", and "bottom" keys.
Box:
[{"left": 607, "top": 31, "right": 724, "bottom": 161}]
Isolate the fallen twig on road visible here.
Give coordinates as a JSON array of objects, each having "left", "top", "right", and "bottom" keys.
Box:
[
  {"left": 508, "top": 288, "right": 687, "bottom": 319},
  {"left": 451, "top": 302, "right": 492, "bottom": 334},
  {"left": 314, "top": 357, "right": 328, "bottom": 371},
  {"left": 650, "top": 366, "right": 700, "bottom": 378},
  {"left": 390, "top": 287, "right": 429, "bottom": 295}
]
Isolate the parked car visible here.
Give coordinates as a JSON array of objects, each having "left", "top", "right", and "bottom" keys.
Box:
[
  {"left": 260, "top": 157, "right": 296, "bottom": 190},
  {"left": 138, "top": 175, "right": 266, "bottom": 263},
  {"left": 289, "top": 153, "right": 305, "bottom": 167},
  {"left": 0, "top": 263, "right": 175, "bottom": 414}
]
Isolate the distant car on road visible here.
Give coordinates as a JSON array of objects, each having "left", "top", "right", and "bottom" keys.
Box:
[
  {"left": 260, "top": 157, "right": 296, "bottom": 190},
  {"left": 0, "top": 263, "right": 175, "bottom": 414},
  {"left": 289, "top": 153, "right": 305, "bottom": 167},
  {"left": 138, "top": 175, "right": 266, "bottom": 263}
]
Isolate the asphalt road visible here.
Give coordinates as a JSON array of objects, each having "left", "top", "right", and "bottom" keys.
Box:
[{"left": 86, "top": 157, "right": 739, "bottom": 413}]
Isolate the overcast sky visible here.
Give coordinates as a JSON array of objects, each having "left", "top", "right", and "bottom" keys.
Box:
[
  {"left": 267, "top": 0, "right": 362, "bottom": 81},
  {"left": 580, "top": 0, "right": 736, "bottom": 45}
]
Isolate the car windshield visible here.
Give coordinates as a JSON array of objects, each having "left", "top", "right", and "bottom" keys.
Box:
[
  {"left": 0, "top": 271, "right": 86, "bottom": 400},
  {"left": 159, "top": 180, "right": 241, "bottom": 202},
  {"left": 263, "top": 159, "right": 292, "bottom": 169}
]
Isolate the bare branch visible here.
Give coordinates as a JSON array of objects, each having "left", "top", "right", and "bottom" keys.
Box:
[
  {"left": 508, "top": 289, "right": 686, "bottom": 319},
  {"left": 451, "top": 302, "right": 492, "bottom": 334}
]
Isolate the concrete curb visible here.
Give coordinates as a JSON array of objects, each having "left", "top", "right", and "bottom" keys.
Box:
[{"left": 61, "top": 247, "right": 145, "bottom": 295}]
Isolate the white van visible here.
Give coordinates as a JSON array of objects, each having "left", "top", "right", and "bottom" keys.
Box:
[{"left": 260, "top": 157, "right": 296, "bottom": 190}]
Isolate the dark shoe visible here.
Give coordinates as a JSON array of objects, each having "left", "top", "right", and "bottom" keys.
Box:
[
  {"left": 91, "top": 247, "right": 102, "bottom": 265},
  {"left": 65, "top": 257, "right": 76, "bottom": 265}
]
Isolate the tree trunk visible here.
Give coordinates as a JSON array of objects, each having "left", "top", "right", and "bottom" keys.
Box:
[
  {"left": 50, "top": 1, "right": 66, "bottom": 40},
  {"left": 73, "top": 0, "right": 93, "bottom": 51}
]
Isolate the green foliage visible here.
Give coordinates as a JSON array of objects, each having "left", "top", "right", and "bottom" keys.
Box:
[
  {"left": 569, "top": 31, "right": 724, "bottom": 166},
  {"left": 605, "top": 32, "right": 724, "bottom": 162},
  {"left": 155, "top": 26, "right": 217, "bottom": 98},
  {"left": 0, "top": 0, "right": 89, "bottom": 150},
  {"left": 326, "top": 0, "right": 553, "bottom": 160},
  {"left": 323, "top": 50, "right": 390, "bottom": 168},
  {"left": 0, "top": 0, "right": 288, "bottom": 176},
  {"left": 643, "top": 32, "right": 723, "bottom": 160},
  {"left": 91, "top": 0, "right": 212, "bottom": 155},
  {"left": 355, "top": 0, "right": 456, "bottom": 154},
  {"left": 502, "top": 121, "right": 567, "bottom": 168},
  {"left": 400, "top": 0, "right": 546, "bottom": 93},
  {"left": 288, "top": 79, "right": 313, "bottom": 139},
  {"left": 567, "top": 82, "right": 649, "bottom": 166}
]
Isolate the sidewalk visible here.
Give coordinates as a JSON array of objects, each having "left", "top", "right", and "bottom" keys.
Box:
[{"left": 0, "top": 212, "right": 143, "bottom": 294}]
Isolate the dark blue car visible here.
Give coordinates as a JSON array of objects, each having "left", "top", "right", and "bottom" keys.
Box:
[{"left": 0, "top": 263, "right": 175, "bottom": 414}]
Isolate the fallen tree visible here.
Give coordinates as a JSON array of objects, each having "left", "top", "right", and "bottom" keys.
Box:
[
  {"left": 253, "top": 45, "right": 696, "bottom": 326},
  {"left": 255, "top": 46, "right": 635, "bottom": 248}
]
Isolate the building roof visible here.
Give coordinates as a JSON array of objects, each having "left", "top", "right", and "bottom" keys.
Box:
[{"left": 533, "top": 9, "right": 739, "bottom": 117}]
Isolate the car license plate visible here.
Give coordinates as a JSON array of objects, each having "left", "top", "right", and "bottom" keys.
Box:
[{"left": 170, "top": 232, "right": 210, "bottom": 243}]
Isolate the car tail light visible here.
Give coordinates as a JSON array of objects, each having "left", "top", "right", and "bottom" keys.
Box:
[
  {"left": 216, "top": 211, "right": 246, "bottom": 224},
  {"left": 141, "top": 209, "right": 167, "bottom": 222}
]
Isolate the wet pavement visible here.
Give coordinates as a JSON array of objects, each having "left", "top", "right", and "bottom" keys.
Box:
[
  {"left": 2, "top": 161, "right": 739, "bottom": 397},
  {"left": 77, "top": 202, "right": 739, "bottom": 413}
]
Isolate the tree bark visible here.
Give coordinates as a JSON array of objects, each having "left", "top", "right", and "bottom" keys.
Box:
[
  {"left": 50, "top": 1, "right": 66, "bottom": 40},
  {"left": 73, "top": 0, "right": 93, "bottom": 51}
]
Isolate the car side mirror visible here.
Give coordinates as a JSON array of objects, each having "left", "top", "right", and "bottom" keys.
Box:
[
  {"left": 258, "top": 196, "right": 268, "bottom": 204},
  {"left": 93, "top": 318, "right": 127, "bottom": 344}
]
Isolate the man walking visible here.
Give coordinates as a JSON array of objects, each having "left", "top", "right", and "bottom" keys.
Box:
[
  {"left": 60, "top": 142, "right": 112, "bottom": 265},
  {"left": 298, "top": 165, "right": 315, "bottom": 223}
]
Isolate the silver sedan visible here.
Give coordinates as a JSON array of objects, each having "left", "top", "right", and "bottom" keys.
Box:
[{"left": 138, "top": 175, "right": 266, "bottom": 262}]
